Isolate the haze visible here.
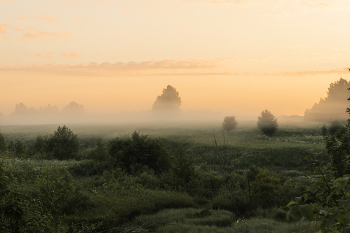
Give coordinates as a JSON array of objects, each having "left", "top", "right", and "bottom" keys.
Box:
[{"left": 1, "top": 0, "right": 350, "bottom": 120}]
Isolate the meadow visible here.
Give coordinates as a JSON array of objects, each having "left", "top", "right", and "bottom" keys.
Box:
[{"left": 0, "top": 120, "right": 329, "bottom": 232}]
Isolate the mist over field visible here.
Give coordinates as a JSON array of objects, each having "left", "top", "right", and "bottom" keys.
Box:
[{"left": 2, "top": 0, "right": 350, "bottom": 232}]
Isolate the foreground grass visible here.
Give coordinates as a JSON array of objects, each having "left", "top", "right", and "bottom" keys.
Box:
[{"left": 131, "top": 208, "right": 319, "bottom": 233}]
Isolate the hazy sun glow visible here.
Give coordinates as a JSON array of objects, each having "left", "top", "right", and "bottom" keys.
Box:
[{"left": 1, "top": 0, "right": 350, "bottom": 117}]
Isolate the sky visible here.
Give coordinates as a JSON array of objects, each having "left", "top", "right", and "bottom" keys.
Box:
[{"left": 1, "top": 0, "right": 350, "bottom": 117}]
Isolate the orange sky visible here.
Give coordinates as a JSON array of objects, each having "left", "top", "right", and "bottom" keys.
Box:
[{"left": 1, "top": 0, "right": 350, "bottom": 116}]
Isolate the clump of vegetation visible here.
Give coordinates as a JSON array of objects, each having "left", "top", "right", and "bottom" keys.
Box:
[
  {"left": 222, "top": 116, "right": 238, "bottom": 133},
  {"left": 321, "top": 123, "right": 328, "bottom": 136},
  {"left": 328, "top": 120, "right": 344, "bottom": 135},
  {"left": 47, "top": 125, "right": 80, "bottom": 160},
  {"left": 109, "top": 131, "right": 172, "bottom": 175},
  {"left": 14, "top": 140, "right": 26, "bottom": 156},
  {"left": 0, "top": 133, "right": 7, "bottom": 154},
  {"left": 257, "top": 109, "right": 278, "bottom": 136}
]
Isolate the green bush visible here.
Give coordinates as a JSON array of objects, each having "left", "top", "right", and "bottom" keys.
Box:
[
  {"left": 47, "top": 125, "right": 79, "bottom": 160},
  {"left": 109, "top": 132, "right": 172, "bottom": 174}
]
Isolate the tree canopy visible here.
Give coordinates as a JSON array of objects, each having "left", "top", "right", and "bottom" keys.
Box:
[{"left": 152, "top": 85, "right": 181, "bottom": 111}]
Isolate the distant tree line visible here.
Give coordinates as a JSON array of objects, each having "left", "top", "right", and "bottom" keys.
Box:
[
  {"left": 8, "top": 101, "right": 85, "bottom": 117},
  {"left": 305, "top": 78, "right": 350, "bottom": 122}
]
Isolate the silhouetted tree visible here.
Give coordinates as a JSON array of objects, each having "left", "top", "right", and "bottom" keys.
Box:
[
  {"left": 0, "top": 133, "right": 7, "bottom": 153},
  {"left": 305, "top": 78, "right": 350, "bottom": 122},
  {"left": 257, "top": 110, "right": 278, "bottom": 136},
  {"left": 61, "top": 101, "right": 85, "bottom": 115},
  {"left": 152, "top": 85, "right": 181, "bottom": 111},
  {"left": 41, "top": 104, "right": 59, "bottom": 115},
  {"left": 222, "top": 116, "right": 238, "bottom": 133},
  {"left": 13, "top": 102, "right": 28, "bottom": 116},
  {"left": 47, "top": 125, "right": 79, "bottom": 160}
]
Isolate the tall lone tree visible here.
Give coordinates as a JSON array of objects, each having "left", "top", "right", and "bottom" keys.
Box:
[
  {"left": 222, "top": 116, "right": 238, "bottom": 133},
  {"left": 152, "top": 85, "right": 181, "bottom": 111},
  {"left": 257, "top": 110, "right": 278, "bottom": 136}
]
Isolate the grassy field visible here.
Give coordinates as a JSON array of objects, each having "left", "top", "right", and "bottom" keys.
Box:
[{"left": 0, "top": 120, "right": 329, "bottom": 232}]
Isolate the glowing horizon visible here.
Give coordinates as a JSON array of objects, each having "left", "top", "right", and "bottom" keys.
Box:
[{"left": 1, "top": 0, "right": 350, "bottom": 118}]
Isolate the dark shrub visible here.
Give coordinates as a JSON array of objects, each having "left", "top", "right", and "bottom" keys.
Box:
[
  {"left": 108, "top": 132, "right": 171, "bottom": 175},
  {"left": 257, "top": 110, "right": 278, "bottom": 136},
  {"left": 47, "top": 125, "right": 79, "bottom": 160}
]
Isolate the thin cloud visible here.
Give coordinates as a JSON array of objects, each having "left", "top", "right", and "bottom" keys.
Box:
[
  {"left": 31, "top": 52, "right": 53, "bottom": 58},
  {"left": 206, "top": 0, "right": 231, "bottom": 4},
  {"left": 18, "top": 17, "right": 28, "bottom": 21},
  {"left": 1, "top": 36, "right": 10, "bottom": 40},
  {"left": 307, "top": 2, "right": 331, "bottom": 8},
  {"left": 3, "top": 59, "right": 346, "bottom": 77},
  {"left": 15, "top": 27, "right": 24, "bottom": 32},
  {"left": 0, "top": 0, "right": 12, "bottom": 2},
  {"left": 151, "top": 68, "right": 350, "bottom": 76},
  {"left": 266, "top": 68, "right": 350, "bottom": 76},
  {"left": 35, "top": 14, "right": 57, "bottom": 24},
  {"left": 90, "top": 0, "right": 111, "bottom": 5},
  {"left": 197, "top": 0, "right": 257, "bottom": 6},
  {"left": 62, "top": 52, "right": 80, "bottom": 58},
  {"left": 0, "top": 23, "right": 7, "bottom": 33},
  {"left": 19, "top": 31, "right": 68, "bottom": 41},
  {"left": 0, "top": 59, "right": 226, "bottom": 75}
]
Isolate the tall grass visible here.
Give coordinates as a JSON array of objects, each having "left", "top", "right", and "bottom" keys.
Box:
[{"left": 131, "top": 208, "right": 319, "bottom": 233}]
